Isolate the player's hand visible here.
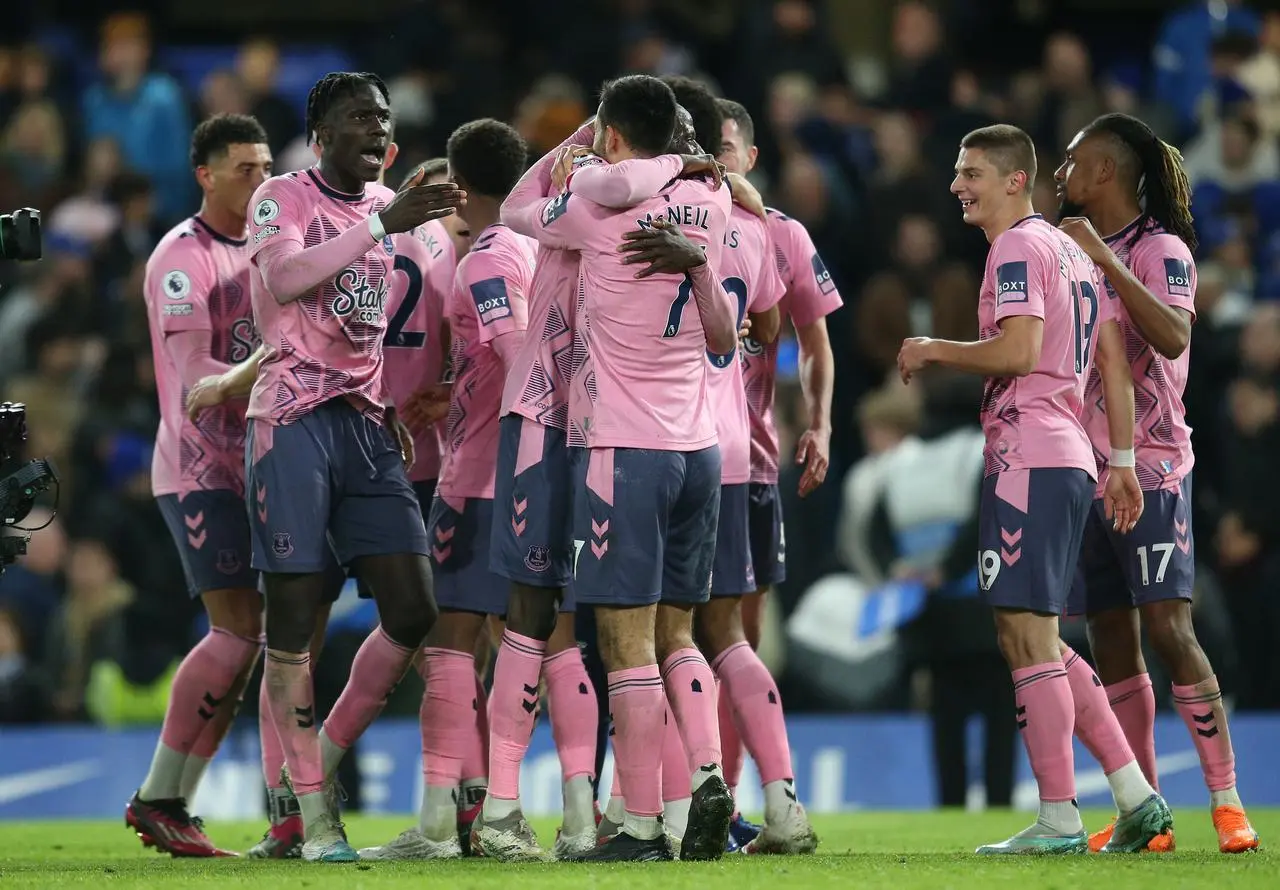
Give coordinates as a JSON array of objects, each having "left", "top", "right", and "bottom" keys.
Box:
[
  {"left": 1102, "top": 466, "right": 1143, "bottom": 533},
  {"left": 679, "top": 153, "right": 724, "bottom": 190},
  {"left": 1059, "top": 217, "right": 1113, "bottom": 265},
  {"left": 897, "top": 337, "right": 934, "bottom": 384},
  {"left": 739, "top": 314, "right": 752, "bottom": 342},
  {"left": 795, "top": 426, "right": 831, "bottom": 497},
  {"left": 725, "top": 172, "right": 768, "bottom": 222},
  {"left": 400, "top": 383, "right": 452, "bottom": 431},
  {"left": 381, "top": 181, "right": 468, "bottom": 234},
  {"left": 618, "top": 217, "right": 706, "bottom": 278},
  {"left": 186, "top": 374, "right": 228, "bottom": 421},
  {"left": 385, "top": 408, "right": 416, "bottom": 469},
  {"left": 552, "top": 146, "right": 595, "bottom": 192}
]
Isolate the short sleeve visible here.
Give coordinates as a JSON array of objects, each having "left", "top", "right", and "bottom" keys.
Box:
[
  {"left": 770, "top": 213, "right": 842, "bottom": 328},
  {"left": 147, "top": 239, "right": 214, "bottom": 335},
  {"left": 989, "top": 230, "right": 1047, "bottom": 323},
  {"left": 1132, "top": 233, "right": 1198, "bottom": 320},
  {"left": 247, "top": 175, "right": 306, "bottom": 261},
  {"left": 530, "top": 188, "right": 607, "bottom": 251},
  {"left": 458, "top": 248, "right": 530, "bottom": 346},
  {"left": 749, "top": 221, "right": 786, "bottom": 314}
]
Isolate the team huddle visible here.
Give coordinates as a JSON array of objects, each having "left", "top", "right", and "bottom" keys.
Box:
[
  {"left": 126, "top": 64, "right": 1259, "bottom": 864},
  {"left": 128, "top": 71, "right": 840, "bottom": 864}
]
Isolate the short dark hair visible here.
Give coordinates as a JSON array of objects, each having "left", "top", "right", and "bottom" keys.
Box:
[
  {"left": 960, "top": 124, "right": 1037, "bottom": 190},
  {"left": 597, "top": 75, "right": 677, "bottom": 157},
  {"left": 190, "top": 113, "right": 268, "bottom": 168},
  {"left": 660, "top": 76, "right": 723, "bottom": 156},
  {"left": 446, "top": 119, "right": 527, "bottom": 198},
  {"left": 717, "top": 98, "right": 755, "bottom": 146},
  {"left": 401, "top": 157, "right": 448, "bottom": 190},
  {"left": 305, "top": 72, "right": 389, "bottom": 146}
]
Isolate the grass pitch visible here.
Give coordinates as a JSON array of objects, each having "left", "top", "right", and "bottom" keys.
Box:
[{"left": 0, "top": 809, "right": 1272, "bottom": 889}]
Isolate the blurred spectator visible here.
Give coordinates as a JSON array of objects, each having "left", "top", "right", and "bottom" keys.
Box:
[
  {"left": 81, "top": 13, "right": 193, "bottom": 221},
  {"left": 885, "top": 0, "right": 952, "bottom": 114},
  {"left": 0, "top": 607, "right": 52, "bottom": 724},
  {"left": 44, "top": 537, "right": 134, "bottom": 720},
  {"left": 0, "top": 47, "right": 68, "bottom": 200},
  {"left": 0, "top": 508, "right": 66, "bottom": 664},
  {"left": 199, "top": 69, "right": 249, "bottom": 119},
  {"left": 1154, "top": 0, "right": 1261, "bottom": 136},
  {"left": 1185, "top": 112, "right": 1280, "bottom": 196},
  {"left": 1238, "top": 11, "right": 1280, "bottom": 137},
  {"left": 236, "top": 38, "right": 301, "bottom": 158},
  {"left": 1033, "top": 33, "right": 1105, "bottom": 154}
]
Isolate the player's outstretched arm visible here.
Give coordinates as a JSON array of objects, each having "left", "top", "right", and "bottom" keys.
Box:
[
  {"left": 899, "top": 316, "right": 1042, "bottom": 383},
  {"left": 1060, "top": 217, "right": 1191, "bottom": 359},
  {"left": 688, "top": 260, "right": 737, "bottom": 355},
  {"left": 566, "top": 154, "right": 684, "bottom": 208},
  {"left": 501, "top": 121, "right": 597, "bottom": 235},
  {"left": 253, "top": 178, "right": 465, "bottom": 306},
  {"left": 1094, "top": 318, "right": 1143, "bottom": 533},
  {"left": 185, "top": 343, "right": 266, "bottom": 420}
]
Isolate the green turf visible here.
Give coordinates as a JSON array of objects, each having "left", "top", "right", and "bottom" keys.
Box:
[{"left": 0, "top": 809, "right": 1271, "bottom": 888}]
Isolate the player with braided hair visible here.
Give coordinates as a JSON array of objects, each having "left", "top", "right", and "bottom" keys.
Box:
[
  {"left": 1056, "top": 112, "right": 1259, "bottom": 854},
  {"left": 242, "top": 71, "right": 465, "bottom": 862}
]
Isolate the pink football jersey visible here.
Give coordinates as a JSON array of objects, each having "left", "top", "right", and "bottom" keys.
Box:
[
  {"left": 1081, "top": 219, "right": 1196, "bottom": 493},
  {"left": 529, "top": 175, "right": 733, "bottom": 451},
  {"left": 384, "top": 219, "right": 454, "bottom": 482},
  {"left": 979, "top": 215, "right": 1106, "bottom": 478},
  {"left": 146, "top": 216, "right": 260, "bottom": 496},
  {"left": 500, "top": 154, "right": 606, "bottom": 430},
  {"left": 246, "top": 168, "right": 396, "bottom": 426},
  {"left": 438, "top": 224, "right": 536, "bottom": 499},
  {"left": 502, "top": 151, "right": 684, "bottom": 430},
  {"left": 709, "top": 204, "right": 786, "bottom": 484},
  {"left": 743, "top": 208, "right": 843, "bottom": 483}
]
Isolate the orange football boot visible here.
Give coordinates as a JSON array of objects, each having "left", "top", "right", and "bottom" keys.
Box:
[
  {"left": 1213, "top": 806, "right": 1259, "bottom": 853},
  {"left": 1088, "top": 820, "right": 1175, "bottom": 853}
]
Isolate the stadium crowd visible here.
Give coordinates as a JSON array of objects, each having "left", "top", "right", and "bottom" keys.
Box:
[{"left": 0, "top": 0, "right": 1276, "bottom": 813}]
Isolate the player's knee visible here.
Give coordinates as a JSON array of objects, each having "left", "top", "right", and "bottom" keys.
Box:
[
  {"left": 546, "top": 610, "right": 579, "bottom": 655},
  {"left": 655, "top": 603, "right": 696, "bottom": 662},
  {"left": 202, "top": 587, "right": 264, "bottom": 640},
  {"left": 1144, "top": 601, "right": 1200, "bottom": 667},
  {"left": 265, "top": 610, "right": 317, "bottom": 654},
  {"left": 694, "top": 599, "right": 745, "bottom": 660},
  {"left": 505, "top": 584, "right": 558, "bottom": 642},
  {"left": 741, "top": 589, "right": 766, "bottom": 649},
  {"left": 1085, "top": 608, "right": 1145, "bottom": 682},
  {"left": 385, "top": 598, "right": 439, "bottom": 650}
]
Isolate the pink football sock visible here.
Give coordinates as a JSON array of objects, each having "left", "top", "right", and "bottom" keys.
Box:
[
  {"left": 259, "top": 674, "right": 287, "bottom": 790},
  {"left": 1106, "top": 673, "right": 1159, "bottom": 789},
  {"left": 265, "top": 649, "right": 322, "bottom": 796},
  {"left": 1062, "top": 646, "right": 1136, "bottom": 774},
  {"left": 661, "top": 704, "right": 690, "bottom": 802},
  {"left": 712, "top": 641, "right": 793, "bottom": 783},
  {"left": 608, "top": 666, "right": 666, "bottom": 817},
  {"left": 323, "top": 625, "right": 415, "bottom": 750},
  {"left": 1011, "top": 661, "right": 1077, "bottom": 802},
  {"left": 158, "top": 627, "right": 261, "bottom": 755},
  {"left": 461, "top": 672, "right": 489, "bottom": 783},
  {"left": 717, "top": 679, "right": 745, "bottom": 794},
  {"left": 610, "top": 749, "right": 622, "bottom": 798},
  {"left": 1173, "top": 675, "right": 1237, "bottom": 791},
  {"left": 660, "top": 648, "right": 721, "bottom": 770},
  {"left": 544, "top": 646, "right": 598, "bottom": 781},
  {"left": 486, "top": 630, "right": 547, "bottom": 799},
  {"left": 190, "top": 652, "right": 257, "bottom": 759},
  {"left": 421, "top": 647, "right": 477, "bottom": 786}
]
